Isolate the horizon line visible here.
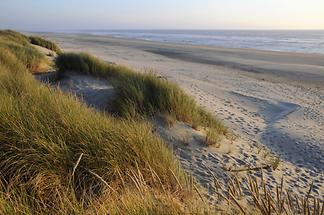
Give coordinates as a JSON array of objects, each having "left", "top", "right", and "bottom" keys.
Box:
[{"left": 23, "top": 28, "right": 324, "bottom": 33}]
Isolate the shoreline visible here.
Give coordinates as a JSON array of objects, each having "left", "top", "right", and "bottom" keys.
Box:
[
  {"left": 32, "top": 30, "right": 324, "bottom": 54},
  {"left": 42, "top": 33, "right": 324, "bottom": 88},
  {"left": 40, "top": 32, "right": 324, "bottom": 58}
]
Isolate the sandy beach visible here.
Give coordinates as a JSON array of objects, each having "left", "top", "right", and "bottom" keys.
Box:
[{"left": 42, "top": 33, "right": 324, "bottom": 200}]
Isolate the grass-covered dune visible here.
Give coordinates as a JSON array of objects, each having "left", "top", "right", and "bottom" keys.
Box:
[
  {"left": 0, "top": 30, "right": 219, "bottom": 214},
  {"left": 0, "top": 30, "right": 50, "bottom": 73},
  {"left": 55, "top": 53, "right": 228, "bottom": 140}
]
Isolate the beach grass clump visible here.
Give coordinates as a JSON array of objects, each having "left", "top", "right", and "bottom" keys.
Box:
[
  {"left": 0, "top": 30, "right": 49, "bottom": 73},
  {"left": 0, "top": 30, "right": 30, "bottom": 45},
  {"left": 112, "top": 71, "right": 224, "bottom": 130},
  {"left": 4, "top": 42, "right": 47, "bottom": 72},
  {"left": 29, "top": 35, "right": 62, "bottom": 53},
  {"left": 205, "top": 128, "right": 222, "bottom": 147},
  {"left": 55, "top": 52, "right": 228, "bottom": 140},
  {"left": 0, "top": 34, "right": 212, "bottom": 214},
  {"left": 218, "top": 174, "right": 324, "bottom": 215},
  {"left": 55, "top": 52, "right": 114, "bottom": 77}
]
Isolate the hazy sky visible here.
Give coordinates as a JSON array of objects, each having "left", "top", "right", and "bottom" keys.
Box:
[{"left": 1, "top": 0, "right": 324, "bottom": 31}]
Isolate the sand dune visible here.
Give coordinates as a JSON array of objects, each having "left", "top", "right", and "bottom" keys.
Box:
[{"left": 41, "top": 33, "right": 324, "bottom": 199}]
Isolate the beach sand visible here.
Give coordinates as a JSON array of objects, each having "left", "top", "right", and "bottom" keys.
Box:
[{"left": 41, "top": 33, "right": 324, "bottom": 200}]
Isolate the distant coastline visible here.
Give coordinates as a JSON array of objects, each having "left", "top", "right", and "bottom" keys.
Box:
[
  {"left": 59, "top": 29, "right": 324, "bottom": 54},
  {"left": 42, "top": 33, "right": 324, "bottom": 87}
]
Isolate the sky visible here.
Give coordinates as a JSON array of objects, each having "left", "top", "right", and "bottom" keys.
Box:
[{"left": 0, "top": 0, "right": 324, "bottom": 31}]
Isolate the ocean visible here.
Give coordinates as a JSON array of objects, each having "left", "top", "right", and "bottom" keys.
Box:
[{"left": 78, "top": 30, "right": 324, "bottom": 54}]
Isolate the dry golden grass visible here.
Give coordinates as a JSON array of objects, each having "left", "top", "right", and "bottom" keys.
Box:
[
  {"left": 0, "top": 30, "right": 50, "bottom": 73},
  {"left": 211, "top": 172, "right": 324, "bottom": 215},
  {"left": 1, "top": 30, "right": 321, "bottom": 215},
  {"left": 205, "top": 128, "right": 222, "bottom": 147},
  {"left": 0, "top": 30, "right": 218, "bottom": 215}
]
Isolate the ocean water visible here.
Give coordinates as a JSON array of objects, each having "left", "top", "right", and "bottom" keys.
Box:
[{"left": 80, "top": 30, "right": 324, "bottom": 54}]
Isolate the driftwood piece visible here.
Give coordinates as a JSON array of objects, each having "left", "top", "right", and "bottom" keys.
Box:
[{"left": 224, "top": 164, "right": 272, "bottom": 172}]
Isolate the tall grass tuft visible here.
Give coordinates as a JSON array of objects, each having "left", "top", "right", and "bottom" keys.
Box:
[
  {"left": 211, "top": 169, "right": 324, "bottom": 215},
  {"left": 55, "top": 53, "right": 112, "bottom": 76}
]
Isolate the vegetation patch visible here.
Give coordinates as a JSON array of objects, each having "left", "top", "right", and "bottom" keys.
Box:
[
  {"left": 29, "top": 35, "right": 62, "bottom": 53},
  {"left": 56, "top": 53, "right": 228, "bottom": 144},
  {"left": 0, "top": 30, "right": 30, "bottom": 45},
  {"left": 205, "top": 128, "right": 222, "bottom": 147},
  {"left": 0, "top": 30, "right": 49, "bottom": 73},
  {"left": 0, "top": 30, "right": 215, "bottom": 215}
]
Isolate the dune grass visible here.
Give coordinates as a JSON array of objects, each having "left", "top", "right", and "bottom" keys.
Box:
[
  {"left": 29, "top": 35, "right": 62, "bottom": 53},
  {"left": 55, "top": 52, "right": 114, "bottom": 77},
  {"left": 0, "top": 30, "right": 49, "bottom": 73},
  {"left": 2, "top": 30, "right": 320, "bottom": 215},
  {"left": 55, "top": 53, "right": 228, "bottom": 141},
  {"left": 0, "top": 30, "right": 217, "bottom": 214},
  {"left": 0, "top": 30, "right": 30, "bottom": 45},
  {"left": 205, "top": 128, "right": 222, "bottom": 147}
]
